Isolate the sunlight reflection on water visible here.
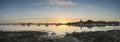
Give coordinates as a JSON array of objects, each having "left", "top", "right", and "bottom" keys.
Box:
[{"left": 0, "top": 25, "right": 120, "bottom": 35}]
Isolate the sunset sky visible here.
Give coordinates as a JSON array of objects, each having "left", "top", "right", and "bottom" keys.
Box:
[{"left": 0, "top": 0, "right": 120, "bottom": 23}]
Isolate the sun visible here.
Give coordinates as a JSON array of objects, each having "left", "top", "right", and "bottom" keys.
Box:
[
  {"left": 59, "top": 19, "right": 68, "bottom": 23},
  {"left": 56, "top": 18, "right": 69, "bottom": 23},
  {"left": 48, "top": 18, "right": 69, "bottom": 23}
]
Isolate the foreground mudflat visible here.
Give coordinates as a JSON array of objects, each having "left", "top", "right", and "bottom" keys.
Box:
[
  {"left": 0, "top": 30, "right": 120, "bottom": 42},
  {"left": 66, "top": 30, "right": 120, "bottom": 42}
]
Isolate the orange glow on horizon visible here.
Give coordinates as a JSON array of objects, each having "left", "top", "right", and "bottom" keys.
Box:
[
  {"left": 48, "top": 18, "right": 79, "bottom": 23},
  {"left": 56, "top": 18, "right": 69, "bottom": 23},
  {"left": 12, "top": 17, "right": 80, "bottom": 23}
]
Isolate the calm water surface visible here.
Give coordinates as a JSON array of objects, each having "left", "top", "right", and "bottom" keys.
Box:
[{"left": 0, "top": 25, "right": 120, "bottom": 35}]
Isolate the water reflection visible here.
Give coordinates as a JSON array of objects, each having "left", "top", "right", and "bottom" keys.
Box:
[{"left": 0, "top": 24, "right": 120, "bottom": 35}]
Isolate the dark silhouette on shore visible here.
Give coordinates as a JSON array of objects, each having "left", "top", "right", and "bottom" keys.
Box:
[
  {"left": 66, "top": 19, "right": 120, "bottom": 28},
  {"left": 0, "top": 19, "right": 119, "bottom": 28}
]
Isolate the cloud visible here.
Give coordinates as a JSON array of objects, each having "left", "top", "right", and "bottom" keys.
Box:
[
  {"left": 48, "top": 0, "right": 77, "bottom": 6},
  {"left": 7, "top": 7, "right": 15, "bottom": 10},
  {"left": 86, "top": 5, "right": 104, "bottom": 10},
  {"left": 79, "top": 5, "right": 104, "bottom": 10}
]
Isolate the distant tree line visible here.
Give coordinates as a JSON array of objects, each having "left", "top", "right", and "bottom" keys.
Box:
[{"left": 66, "top": 19, "right": 120, "bottom": 28}]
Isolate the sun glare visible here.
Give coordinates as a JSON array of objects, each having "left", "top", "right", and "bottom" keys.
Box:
[
  {"left": 56, "top": 18, "right": 69, "bottom": 23},
  {"left": 49, "top": 17, "right": 80, "bottom": 23}
]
